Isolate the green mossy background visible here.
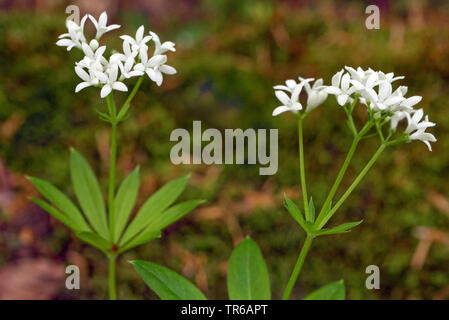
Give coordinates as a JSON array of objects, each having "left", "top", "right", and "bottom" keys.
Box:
[{"left": 0, "top": 0, "right": 448, "bottom": 299}]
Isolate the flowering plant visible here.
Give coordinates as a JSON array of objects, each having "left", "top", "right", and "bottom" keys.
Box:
[
  {"left": 27, "top": 12, "right": 203, "bottom": 300},
  {"left": 129, "top": 66, "right": 434, "bottom": 301},
  {"left": 272, "top": 66, "right": 436, "bottom": 299}
]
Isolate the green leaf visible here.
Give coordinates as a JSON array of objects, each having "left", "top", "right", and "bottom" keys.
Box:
[
  {"left": 308, "top": 197, "right": 315, "bottom": 222},
  {"left": 303, "top": 280, "right": 345, "bottom": 300},
  {"left": 283, "top": 193, "right": 311, "bottom": 233},
  {"left": 70, "top": 149, "right": 109, "bottom": 240},
  {"left": 130, "top": 260, "right": 207, "bottom": 300},
  {"left": 27, "top": 176, "right": 91, "bottom": 232},
  {"left": 95, "top": 109, "right": 112, "bottom": 123},
  {"left": 314, "top": 220, "right": 363, "bottom": 236},
  {"left": 30, "top": 197, "right": 79, "bottom": 231},
  {"left": 118, "top": 230, "right": 161, "bottom": 254},
  {"left": 227, "top": 237, "right": 271, "bottom": 300},
  {"left": 120, "top": 174, "right": 190, "bottom": 244},
  {"left": 113, "top": 167, "right": 140, "bottom": 242},
  {"left": 120, "top": 199, "right": 204, "bottom": 250},
  {"left": 144, "top": 199, "right": 204, "bottom": 234},
  {"left": 75, "top": 231, "right": 111, "bottom": 253}
]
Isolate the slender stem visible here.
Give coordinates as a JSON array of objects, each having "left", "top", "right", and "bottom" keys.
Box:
[
  {"left": 298, "top": 116, "right": 310, "bottom": 220},
  {"left": 106, "top": 95, "right": 118, "bottom": 241},
  {"left": 108, "top": 255, "right": 117, "bottom": 300},
  {"left": 117, "top": 76, "right": 144, "bottom": 119},
  {"left": 315, "top": 121, "right": 373, "bottom": 227},
  {"left": 282, "top": 236, "right": 313, "bottom": 300},
  {"left": 317, "top": 143, "right": 386, "bottom": 229},
  {"left": 314, "top": 136, "right": 359, "bottom": 227}
]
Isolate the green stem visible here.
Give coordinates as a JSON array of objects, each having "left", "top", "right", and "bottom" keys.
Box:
[
  {"left": 108, "top": 255, "right": 117, "bottom": 300},
  {"left": 314, "top": 136, "right": 360, "bottom": 227},
  {"left": 298, "top": 116, "right": 310, "bottom": 221},
  {"left": 282, "top": 236, "right": 313, "bottom": 300},
  {"left": 315, "top": 121, "right": 373, "bottom": 227},
  {"left": 317, "top": 143, "right": 386, "bottom": 229},
  {"left": 106, "top": 95, "right": 118, "bottom": 241},
  {"left": 117, "top": 76, "right": 144, "bottom": 119}
]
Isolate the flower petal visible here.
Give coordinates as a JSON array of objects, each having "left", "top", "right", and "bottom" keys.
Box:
[
  {"left": 272, "top": 106, "right": 290, "bottom": 116},
  {"left": 275, "top": 90, "right": 291, "bottom": 106},
  {"left": 100, "top": 85, "right": 112, "bottom": 98}
]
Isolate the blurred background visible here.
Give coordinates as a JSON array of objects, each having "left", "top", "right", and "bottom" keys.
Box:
[{"left": 0, "top": 0, "right": 448, "bottom": 300}]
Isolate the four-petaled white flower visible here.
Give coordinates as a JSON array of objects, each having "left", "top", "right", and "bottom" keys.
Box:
[
  {"left": 113, "top": 53, "right": 144, "bottom": 80},
  {"left": 97, "top": 63, "right": 128, "bottom": 98},
  {"left": 324, "top": 70, "right": 356, "bottom": 106},
  {"left": 272, "top": 86, "right": 303, "bottom": 116},
  {"left": 74, "top": 66, "right": 100, "bottom": 93},
  {"left": 56, "top": 16, "right": 88, "bottom": 51},
  {"left": 300, "top": 77, "right": 328, "bottom": 112},
  {"left": 89, "top": 12, "right": 120, "bottom": 39},
  {"left": 120, "top": 26, "right": 152, "bottom": 58},
  {"left": 135, "top": 51, "right": 176, "bottom": 86}
]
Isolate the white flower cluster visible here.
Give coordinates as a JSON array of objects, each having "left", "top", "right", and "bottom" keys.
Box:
[
  {"left": 56, "top": 12, "right": 176, "bottom": 98},
  {"left": 273, "top": 66, "right": 436, "bottom": 151}
]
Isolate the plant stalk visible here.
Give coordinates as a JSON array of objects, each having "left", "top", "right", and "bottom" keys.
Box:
[
  {"left": 314, "top": 136, "right": 359, "bottom": 227},
  {"left": 298, "top": 116, "right": 310, "bottom": 221},
  {"left": 317, "top": 143, "right": 386, "bottom": 229},
  {"left": 108, "top": 255, "right": 117, "bottom": 300},
  {"left": 282, "top": 235, "right": 313, "bottom": 300},
  {"left": 106, "top": 95, "right": 118, "bottom": 240}
]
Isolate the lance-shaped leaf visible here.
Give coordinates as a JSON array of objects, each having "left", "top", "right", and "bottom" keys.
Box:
[
  {"left": 120, "top": 174, "right": 190, "bottom": 244},
  {"left": 75, "top": 231, "right": 111, "bottom": 253},
  {"left": 30, "top": 197, "right": 79, "bottom": 231},
  {"left": 227, "top": 237, "right": 271, "bottom": 300},
  {"left": 130, "top": 260, "right": 207, "bottom": 300},
  {"left": 70, "top": 149, "right": 109, "bottom": 240},
  {"left": 118, "top": 230, "right": 161, "bottom": 254},
  {"left": 283, "top": 193, "right": 312, "bottom": 233},
  {"left": 313, "top": 220, "right": 363, "bottom": 236},
  {"left": 27, "top": 177, "right": 91, "bottom": 232},
  {"left": 303, "top": 280, "right": 345, "bottom": 300},
  {"left": 118, "top": 200, "right": 204, "bottom": 251},
  {"left": 113, "top": 167, "right": 140, "bottom": 242}
]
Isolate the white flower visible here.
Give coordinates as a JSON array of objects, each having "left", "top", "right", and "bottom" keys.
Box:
[
  {"left": 390, "top": 111, "right": 408, "bottom": 131},
  {"left": 345, "top": 66, "right": 378, "bottom": 88},
  {"left": 409, "top": 128, "right": 437, "bottom": 151},
  {"left": 367, "top": 81, "right": 406, "bottom": 111},
  {"left": 89, "top": 12, "right": 120, "bottom": 39},
  {"left": 149, "top": 31, "right": 176, "bottom": 55},
  {"left": 56, "top": 16, "right": 88, "bottom": 51},
  {"left": 97, "top": 63, "right": 128, "bottom": 98},
  {"left": 300, "top": 77, "right": 328, "bottom": 112},
  {"left": 120, "top": 26, "right": 152, "bottom": 58},
  {"left": 74, "top": 66, "right": 100, "bottom": 93},
  {"left": 324, "top": 70, "right": 356, "bottom": 106},
  {"left": 404, "top": 109, "right": 435, "bottom": 135},
  {"left": 76, "top": 42, "right": 108, "bottom": 73},
  {"left": 135, "top": 51, "right": 176, "bottom": 86},
  {"left": 114, "top": 54, "right": 144, "bottom": 80},
  {"left": 391, "top": 109, "right": 436, "bottom": 151},
  {"left": 272, "top": 86, "right": 303, "bottom": 116}
]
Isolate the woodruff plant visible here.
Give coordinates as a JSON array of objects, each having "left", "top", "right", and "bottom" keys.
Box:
[
  {"left": 273, "top": 66, "right": 436, "bottom": 300},
  {"left": 27, "top": 12, "right": 204, "bottom": 300},
  {"left": 131, "top": 67, "right": 436, "bottom": 300}
]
